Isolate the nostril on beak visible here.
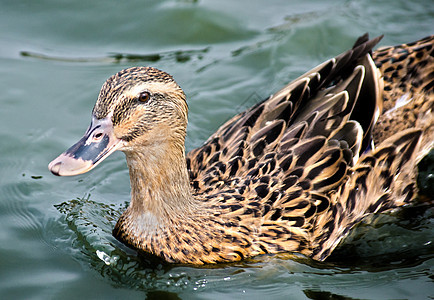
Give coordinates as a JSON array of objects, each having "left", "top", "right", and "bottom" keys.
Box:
[{"left": 49, "top": 161, "right": 62, "bottom": 176}]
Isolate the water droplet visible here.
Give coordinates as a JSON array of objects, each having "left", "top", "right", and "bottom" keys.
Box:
[{"left": 96, "top": 250, "right": 112, "bottom": 265}]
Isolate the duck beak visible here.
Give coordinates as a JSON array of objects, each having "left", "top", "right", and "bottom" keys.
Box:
[{"left": 48, "top": 116, "right": 124, "bottom": 176}]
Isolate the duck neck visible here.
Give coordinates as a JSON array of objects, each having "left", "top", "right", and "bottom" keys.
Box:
[{"left": 123, "top": 138, "right": 197, "bottom": 226}]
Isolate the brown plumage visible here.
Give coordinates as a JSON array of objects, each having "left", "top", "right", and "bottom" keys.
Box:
[{"left": 49, "top": 34, "right": 433, "bottom": 264}]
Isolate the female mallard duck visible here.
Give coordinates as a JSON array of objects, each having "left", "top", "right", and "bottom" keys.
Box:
[{"left": 49, "top": 34, "right": 433, "bottom": 264}]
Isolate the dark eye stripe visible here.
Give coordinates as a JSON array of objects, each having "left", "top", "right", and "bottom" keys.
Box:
[{"left": 112, "top": 97, "right": 138, "bottom": 126}]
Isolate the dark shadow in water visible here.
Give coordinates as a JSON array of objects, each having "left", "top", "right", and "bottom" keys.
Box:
[
  {"left": 20, "top": 48, "right": 209, "bottom": 64},
  {"left": 418, "top": 148, "right": 434, "bottom": 198},
  {"left": 304, "top": 289, "right": 363, "bottom": 300},
  {"left": 146, "top": 290, "right": 182, "bottom": 300},
  {"left": 327, "top": 203, "right": 433, "bottom": 271}
]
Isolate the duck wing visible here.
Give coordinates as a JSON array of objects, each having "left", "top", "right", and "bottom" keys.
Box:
[{"left": 186, "top": 34, "right": 383, "bottom": 193}]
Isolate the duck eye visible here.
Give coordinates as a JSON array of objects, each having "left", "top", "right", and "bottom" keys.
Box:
[{"left": 138, "top": 91, "right": 150, "bottom": 102}]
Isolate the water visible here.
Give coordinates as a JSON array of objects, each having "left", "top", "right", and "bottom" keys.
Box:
[{"left": 0, "top": 0, "right": 433, "bottom": 299}]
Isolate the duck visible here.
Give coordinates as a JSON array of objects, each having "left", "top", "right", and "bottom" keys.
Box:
[{"left": 48, "top": 33, "right": 433, "bottom": 264}]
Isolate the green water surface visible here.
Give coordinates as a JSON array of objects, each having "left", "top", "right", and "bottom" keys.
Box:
[{"left": 0, "top": 0, "right": 433, "bottom": 299}]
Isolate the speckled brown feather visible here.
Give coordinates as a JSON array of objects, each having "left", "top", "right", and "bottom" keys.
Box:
[
  {"left": 107, "top": 35, "right": 434, "bottom": 264},
  {"left": 372, "top": 35, "right": 434, "bottom": 145},
  {"left": 373, "top": 35, "right": 433, "bottom": 112}
]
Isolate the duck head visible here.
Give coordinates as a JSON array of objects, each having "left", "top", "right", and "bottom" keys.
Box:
[{"left": 48, "top": 67, "right": 188, "bottom": 176}]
